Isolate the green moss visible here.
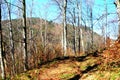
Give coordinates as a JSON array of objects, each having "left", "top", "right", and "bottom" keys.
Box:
[
  {"left": 110, "top": 72, "right": 120, "bottom": 80},
  {"left": 12, "top": 69, "right": 40, "bottom": 80},
  {"left": 59, "top": 73, "right": 75, "bottom": 80},
  {"left": 80, "top": 65, "right": 88, "bottom": 70},
  {"left": 99, "top": 73, "right": 104, "bottom": 77},
  {"left": 79, "top": 58, "right": 97, "bottom": 71}
]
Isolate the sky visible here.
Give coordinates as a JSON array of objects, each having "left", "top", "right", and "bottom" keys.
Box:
[
  {"left": 2, "top": 0, "right": 118, "bottom": 39},
  {"left": 91, "top": 0, "right": 118, "bottom": 39},
  {"left": 29, "top": 0, "right": 118, "bottom": 39}
]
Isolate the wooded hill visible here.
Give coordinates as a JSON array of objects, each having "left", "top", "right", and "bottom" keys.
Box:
[
  {"left": 1, "top": 17, "right": 104, "bottom": 78},
  {"left": 2, "top": 17, "right": 103, "bottom": 52}
]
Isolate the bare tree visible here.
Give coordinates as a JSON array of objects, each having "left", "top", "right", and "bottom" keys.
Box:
[
  {"left": 5, "top": 0, "right": 15, "bottom": 75},
  {"left": 104, "top": 0, "right": 108, "bottom": 46},
  {"left": 85, "top": 0, "right": 94, "bottom": 52},
  {"left": 73, "top": 8, "right": 77, "bottom": 54},
  {"left": 77, "top": 0, "right": 84, "bottom": 53},
  {"left": 90, "top": 3, "right": 93, "bottom": 52},
  {"left": 44, "top": 19, "right": 47, "bottom": 53},
  {"left": 28, "top": 0, "right": 34, "bottom": 55},
  {"left": 0, "top": 1, "right": 6, "bottom": 79},
  {"left": 63, "top": 0, "right": 67, "bottom": 56},
  {"left": 114, "top": 0, "right": 120, "bottom": 36},
  {"left": 51, "top": 0, "right": 67, "bottom": 55},
  {"left": 68, "top": 7, "right": 77, "bottom": 55},
  {"left": 22, "top": 0, "right": 28, "bottom": 71}
]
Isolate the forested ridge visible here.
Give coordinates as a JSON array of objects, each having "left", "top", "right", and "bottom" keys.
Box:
[
  {"left": 0, "top": 0, "right": 120, "bottom": 80},
  {"left": 1, "top": 17, "right": 103, "bottom": 78}
]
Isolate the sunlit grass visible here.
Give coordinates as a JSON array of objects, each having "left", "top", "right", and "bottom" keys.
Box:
[{"left": 59, "top": 73, "right": 75, "bottom": 80}]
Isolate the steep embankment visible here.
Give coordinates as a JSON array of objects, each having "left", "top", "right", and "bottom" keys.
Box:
[{"left": 80, "top": 37, "right": 120, "bottom": 80}]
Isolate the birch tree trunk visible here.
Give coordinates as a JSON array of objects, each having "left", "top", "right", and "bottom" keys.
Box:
[
  {"left": 0, "top": 2, "right": 5, "bottom": 79},
  {"left": 63, "top": 0, "right": 67, "bottom": 56},
  {"left": 22, "top": 0, "right": 28, "bottom": 71}
]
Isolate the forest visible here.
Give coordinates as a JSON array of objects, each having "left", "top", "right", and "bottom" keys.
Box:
[{"left": 0, "top": 0, "right": 120, "bottom": 80}]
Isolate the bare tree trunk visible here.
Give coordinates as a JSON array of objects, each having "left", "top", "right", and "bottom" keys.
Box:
[
  {"left": 22, "top": 0, "right": 28, "bottom": 71},
  {"left": 78, "top": 13, "right": 81, "bottom": 53},
  {"left": 80, "top": 29, "right": 84, "bottom": 53},
  {"left": 63, "top": 0, "right": 67, "bottom": 56},
  {"left": 28, "top": 0, "right": 34, "bottom": 55},
  {"left": 90, "top": 7, "right": 93, "bottom": 52},
  {"left": 77, "top": 0, "right": 84, "bottom": 54},
  {"left": 52, "top": 0, "right": 67, "bottom": 56},
  {"left": 102, "top": 22, "right": 105, "bottom": 47},
  {"left": 73, "top": 8, "right": 76, "bottom": 55},
  {"left": 86, "top": 2, "right": 91, "bottom": 52},
  {"left": 44, "top": 20, "right": 47, "bottom": 53},
  {"left": 5, "top": 0, "right": 15, "bottom": 75},
  {"left": 114, "top": 0, "right": 120, "bottom": 36},
  {"left": 105, "top": 0, "right": 107, "bottom": 47},
  {"left": 0, "top": 3, "right": 6, "bottom": 79},
  {"left": 40, "top": 20, "right": 43, "bottom": 44}
]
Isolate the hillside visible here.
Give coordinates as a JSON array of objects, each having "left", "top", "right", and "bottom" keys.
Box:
[
  {"left": 2, "top": 17, "right": 104, "bottom": 52},
  {"left": 1, "top": 17, "right": 105, "bottom": 79},
  {"left": 11, "top": 54, "right": 99, "bottom": 80},
  {"left": 0, "top": 0, "right": 118, "bottom": 79},
  {"left": 10, "top": 37, "right": 120, "bottom": 80}
]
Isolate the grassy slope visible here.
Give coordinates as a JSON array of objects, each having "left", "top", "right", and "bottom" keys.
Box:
[
  {"left": 11, "top": 51, "right": 120, "bottom": 80},
  {"left": 11, "top": 54, "right": 98, "bottom": 80}
]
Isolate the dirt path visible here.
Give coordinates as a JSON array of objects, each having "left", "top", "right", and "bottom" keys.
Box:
[
  {"left": 11, "top": 39, "right": 120, "bottom": 80},
  {"left": 12, "top": 54, "right": 99, "bottom": 80}
]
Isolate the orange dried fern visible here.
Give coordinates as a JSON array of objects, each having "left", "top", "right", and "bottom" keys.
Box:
[{"left": 101, "top": 37, "right": 120, "bottom": 69}]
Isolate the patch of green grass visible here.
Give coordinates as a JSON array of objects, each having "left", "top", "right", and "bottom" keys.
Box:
[
  {"left": 79, "top": 58, "right": 97, "bottom": 71},
  {"left": 49, "top": 60, "right": 58, "bottom": 66},
  {"left": 59, "top": 73, "right": 75, "bottom": 80},
  {"left": 80, "top": 64, "right": 88, "bottom": 70},
  {"left": 41, "top": 60, "right": 57, "bottom": 68},
  {"left": 12, "top": 69, "right": 40, "bottom": 80},
  {"left": 81, "top": 70, "right": 120, "bottom": 80},
  {"left": 13, "top": 73, "right": 31, "bottom": 80},
  {"left": 99, "top": 73, "right": 104, "bottom": 77},
  {"left": 110, "top": 72, "right": 120, "bottom": 80}
]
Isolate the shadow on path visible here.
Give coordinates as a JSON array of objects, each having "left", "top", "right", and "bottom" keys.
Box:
[
  {"left": 81, "top": 64, "right": 98, "bottom": 73},
  {"left": 39, "top": 54, "right": 90, "bottom": 67},
  {"left": 69, "top": 74, "right": 81, "bottom": 80},
  {"left": 69, "top": 64, "right": 98, "bottom": 80},
  {"left": 38, "top": 52, "right": 99, "bottom": 80}
]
